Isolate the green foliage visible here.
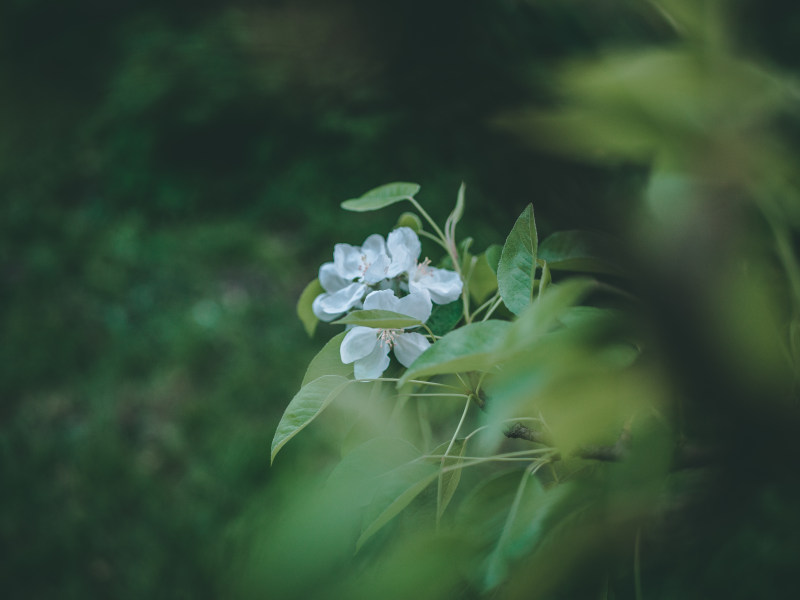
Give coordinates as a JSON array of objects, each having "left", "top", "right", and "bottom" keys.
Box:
[
  {"left": 297, "top": 278, "right": 324, "bottom": 337},
  {"left": 341, "top": 182, "right": 421, "bottom": 212},
  {"left": 333, "top": 310, "right": 423, "bottom": 329},
  {"left": 497, "top": 204, "right": 538, "bottom": 315},
  {"left": 301, "top": 332, "right": 352, "bottom": 386}
]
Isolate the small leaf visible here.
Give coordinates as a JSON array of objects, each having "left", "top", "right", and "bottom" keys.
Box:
[
  {"left": 468, "top": 253, "right": 499, "bottom": 304},
  {"left": 396, "top": 211, "right": 423, "bottom": 233},
  {"left": 426, "top": 298, "right": 463, "bottom": 336},
  {"left": 485, "top": 244, "right": 502, "bottom": 274},
  {"left": 271, "top": 375, "right": 353, "bottom": 464},
  {"left": 538, "top": 230, "right": 626, "bottom": 276},
  {"left": 302, "top": 332, "right": 353, "bottom": 387},
  {"left": 399, "top": 320, "right": 512, "bottom": 386},
  {"left": 341, "top": 182, "right": 421, "bottom": 212},
  {"left": 357, "top": 461, "right": 438, "bottom": 551},
  {"left": 433, "top": 438, "right": 468, "bottom": 520},
  {"left": 296, "top": 278, "right": 324, "bottom": 337},
  {"left": 450, "top": 182, "right": 466, "bottom": 228},
  {"left": 497, "top": 205, "right": 538, "bottom": 315},
  {"left": 333, "top": 309, "right": 422, "bottom": 330}
]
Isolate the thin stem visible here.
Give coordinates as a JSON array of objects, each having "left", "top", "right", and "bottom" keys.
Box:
[
  {"left": 398, "top": 393, "right": 471, "bottom": 398},
  {"left": 420, "top": 322, "right": 440, "bottom": 341},
  {"left": 482, "top": 297, "right": 504, "bottom": 321},
  {"left": 418, "top": 229, "right": 450, "bottom": 251},
  {"left": 359, "top": 377, "right": 460, "bottom": 390},
  {"left": 470, "top": 292, "right": 500, "bottom": 321},
  {"left": 409, "top": 198, "right": 448, "bottom": 245}
]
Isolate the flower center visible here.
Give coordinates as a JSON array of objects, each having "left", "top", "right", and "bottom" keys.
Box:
[
  {"left": 415, "top": 257, "right": 432, "bottom": 278},
  {"left": 378, "top": 328, "right": 400, "bottom": 348},
  {"left": 358, "top": 253, "right": 371, "bottom": 278}
]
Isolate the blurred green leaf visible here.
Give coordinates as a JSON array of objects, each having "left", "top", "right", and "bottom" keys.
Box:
[
  {"left": 271, "top": 375, "right": 353, "bottom": 464},
  {"left": 297, "top": 278, "right": 324, "bottom": 337},
  {"left": 485, "top": 244, "right": 503, "bottom": 274},
  {"left": 302, "top": 332, "right": 353, "bottom": 387},
  {"left": 333, "top": 310, "right": 423, "bottom": 329},
  {"left": 498, "top": 204, "right": 538, "bottom": 315},
  {"left": 431, "top": 438, "right": 468, "bottom": 521},
  {"left": 396, "top": 211, "right": 423, "bottom": 233},
  {"left": 341, "top": 182, "right": 421, "bottom": 212},
  {"left": 538, "top": 230, "right": 626, "bottom": 276},
  {"left": 399, "top": 320, "right": 512, "bottom": 386},
  {"left": 469, "top": 253, "right": 499, "bottom": 304}
]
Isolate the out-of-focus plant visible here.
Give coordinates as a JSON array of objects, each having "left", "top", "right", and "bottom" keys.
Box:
[{"left": 266, "top": 2, "right": 800, "bottom": 599}]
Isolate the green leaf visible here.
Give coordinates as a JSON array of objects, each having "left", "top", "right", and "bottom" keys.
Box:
[
  {"left": 396, "top": 211, "right": 423, "bottom": 233},
  {"left": 468, "top": 253, "right": 499, "bottom": 304},
  {"left": 485, "top": 244, "right": 502, "bottom": 274},
  {"left": 302, "top": 332, "right": 353, "bottom": 387},
  {"left": 497, "top": 205, "right": 538, "bottom": 315},
  {"left": 271, "top": 375, "right": 353, "bottom": 464},
  {"left": 450, "top": 182, "right": 466, "bottom": 228},
  {"left": 357, "top": 461, "right": 438, "bottom": 551},
  {"left": 399, "top": 320, "right": 512, "bottom": 386},
  {"left": 427, "top": 298, "right": 463, "bottom": 336},
  {"left": 333, "top": 309, "right": 422, "bottom": 330},
  {"left": 341, "top": 182, "right": 421, "bottom": 212},
  {"left": 432, "top": 438, "right": 468, "bottom": 521},
  {"left": 296, "top": 278, "right": 324, "bottom": 337},
  {"left": 538, "top": 230, "right": 626, "bottom": 276}
]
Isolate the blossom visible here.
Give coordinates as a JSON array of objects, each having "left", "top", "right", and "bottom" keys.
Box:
[
  {"left": 386, "top": 227, "right": 463, "bottom": 304},
  {"left": 340, "top": 290, "right": 432, "bottom": 380},
  {"left": 312, "top": 234, "right": 391, "bottom": 321}
]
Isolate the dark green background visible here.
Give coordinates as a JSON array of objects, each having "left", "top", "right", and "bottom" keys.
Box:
[{"left": 2, "top": 1, "right": 798, "bottom": 598}]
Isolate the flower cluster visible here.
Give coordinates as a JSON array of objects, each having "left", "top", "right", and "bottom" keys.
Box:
[{"left": 311, "top": 227, "right": 463, "bottom": 378}]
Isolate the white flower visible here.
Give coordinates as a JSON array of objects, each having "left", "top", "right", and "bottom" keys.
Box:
[
  {"left": 312, "top": 234, "right": 391, "bottom": 321},
  {"left": 340, "top": 290, "right": 433, "bottom": 380},
  {"left": 386, "top": 227, "right": 463, "bottom": 304}
]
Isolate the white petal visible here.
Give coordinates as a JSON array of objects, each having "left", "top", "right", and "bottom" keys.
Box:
[
  {"left": 395, "top": 290, "right": 432, "bottom": 323},
  {"left": 411, "top": 267, "right": 462, "bottom": 304},
  {"left": 313, "top": 282, "right": 367, "bottom": 321},
  {"left": 393, "top": 332, "right": 431, "bottom": 367},
  {"left": 354, "top": 342, "right": 391, "bottom": 379},
  {"left": 363, "top": 289, "right": 401, "bottom": 313},
  {"left": 333, "top": 243, "right": 363, "bottom": 280},
  {"left": 363, "top": 253, "right": 391, "bottom": 285},
  {"left": 386, "top": 227, "right": 421, "bottom": 278},
  {"left": 340, "top": 326, "right": 379, "bottom": 364},
  {"left": 361, "top": 234, "right": 388, "bottom": 262},
  {"left": 319, "top": 262, "right": 349, "bottom": 293}
]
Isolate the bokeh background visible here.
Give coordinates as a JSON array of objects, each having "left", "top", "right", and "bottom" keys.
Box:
[{"left": 2, "top": 1, "right": 799, "bottom": 598}]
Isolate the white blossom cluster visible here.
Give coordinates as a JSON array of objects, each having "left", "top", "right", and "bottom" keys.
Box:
[{"left": 312, "top": 227, "right": 462, "bottom": 379}]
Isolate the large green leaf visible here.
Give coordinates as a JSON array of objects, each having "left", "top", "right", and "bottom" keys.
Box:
[
  {"left": 426, "top": 298, "right": 463, "bottom": 336},
  {"left": 497, "top": 205, "right": 538, "bottom": 315},
  {"left": 341, "top": 182, "right": 421, "bottom": 212},
  {"left": 538, "top": 230, "right": 626, "bottom": 276},
  {"left": 357, "top": 460, "right": 438, "bottom": 551},
  {"left": 301, "top": 332, "right": 352, "bottom": 387},
  {"left": 333, "top": 309, "right": 422, "bottom": 330},
  {"left": 271, "top": 375, "right": 353, "bottom": 464},
  {"left": 398, "top": 320, "right": 512, "bottom": 385},
  {"left": 431, "top": 438, "right": 468, "bottom": 521},
  {"left": 296, "top": 278, "right": 323, "bottom": 337}
]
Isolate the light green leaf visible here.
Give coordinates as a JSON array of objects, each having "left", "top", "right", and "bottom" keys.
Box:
[
  {"left": 396, "top": 211, "right": 423, "bottom": 233},
  {"left": 485, "top": 244, "right": 502, "bottom": 274},
  {"left": 399, "top": 320, "right": 512, "bottom": 386},
  {"left": 296, "top": 278, "right": 323, "bottom": 337},
  {"left": 271, "top": 375, "right": 353, "bottom": 464},
  {"left": 357, "top": 461, "right": 438, "bottom": 551},
  {"left": 426, "top": 298, "right": 463, "bottom": 336},
  {"left": 333, "top": 309, "right": 422, "bottom": 330},
  {"left": 497, "top": 205, "right": 538, "bottom": 315},
  {"left": 469, "top": 253, "right": 499, "bottom": 304},
  {"left": 432, "top": 438, "right": 468, "bottom": 521},
  {"left": 538, "top": 230, "right": 626, "bottom": 276},
  {"left": 450, "top": 182, "right": 466, "bottom": 228},
  {"left": 341, "top": 182, "right": 421, "bottom": 212},
  {"left": 302, "top": 332, "right": 352, "bottom": 387}
]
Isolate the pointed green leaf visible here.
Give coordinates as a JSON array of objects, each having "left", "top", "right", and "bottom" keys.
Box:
[
  {"left": 538, "top": 230, "right": 626, "bottom": 276},
  {"left": 271, "top": 375, "right": 352, "bottom": 464},
  {"left": 302, "top": 332, "right": 353, "bottom": 387},
  {"left": 399, "top": 320, "right": 512, "bottom": 386},
  {"left": 497, "top": 205, "right": 538, "bottom": 315},
  {"left": 426, "top": 298, "right": 463, "bottom": 336},
  {"left": 296, "top": 278, "right": 324, "bottom": 337},
  {"left": 357, "top": 461, "right": 438, "bottom": 551},
  {"left": 341, "top": 182, "right": 421, "bottom": 212},
  {"left": 333, "top": 309, "right": 422, "bottom": 330},
  {"left": 433, "top": 438, "right": 468, "bottom": 520},
  {"left": 450, "top": 182, "right": 466, "bottom": 228}
]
